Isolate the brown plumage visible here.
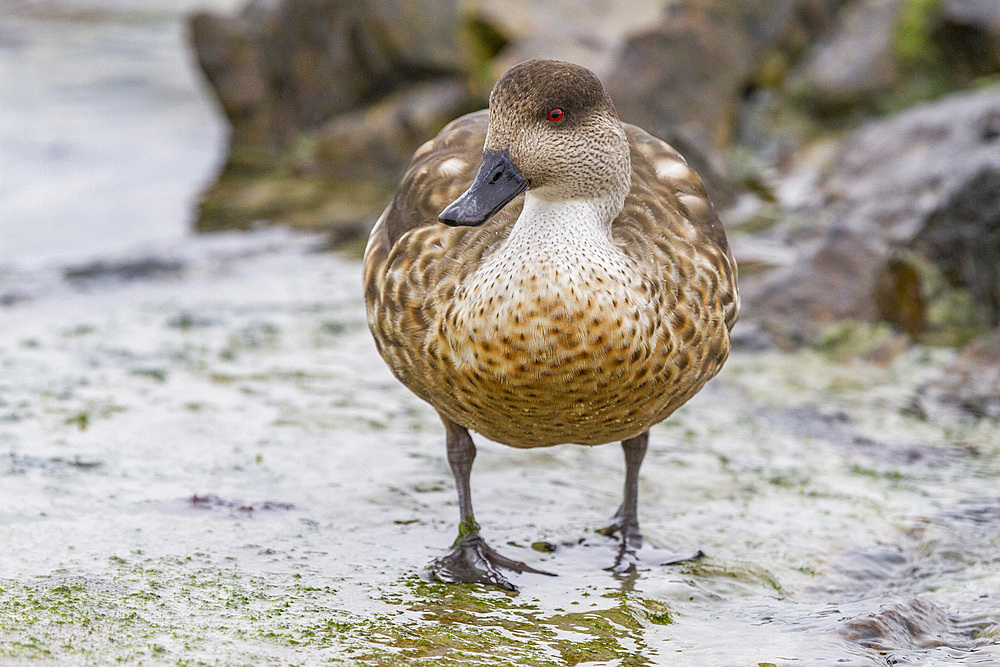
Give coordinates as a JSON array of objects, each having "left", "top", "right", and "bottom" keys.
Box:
[{"left": 363, "top": 59, "right": 738, "bottom": 588}]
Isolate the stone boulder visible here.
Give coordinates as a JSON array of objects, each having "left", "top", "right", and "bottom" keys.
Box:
[
  {"left": 738, "top": 226, "right": 883, "bottom": 349},
  {"left": 605, "top": 0, "right": 840, "bottom": 205},
  {"left": 471, "top": 0, "right": 662, "bottom": 83},
  {"left": 913, "top": 164, "right": 1000, "bottom": 328},
  {"left": 190, "top": 0, "right": 466, "bottom": 164},
  {"left": 312, "top": 80, "right": 471, "bottom": 179},
  {"left": 189, "top": 0, "right": 475, "bottom": 234},
  {"left": 932, "top": 0, "right": 1000, "bottom": 79},
  {"left": 744, "top": 84, "right": 1000, "bottom": 347},
  {"left": 785, "top": 0, "right": 903, "bottom": 113}
]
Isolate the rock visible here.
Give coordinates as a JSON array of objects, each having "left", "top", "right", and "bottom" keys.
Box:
[
  {"left": 744, "top": 84, "right": 1000, "bottom": 346},
  {"left": 913, "top": 166, "right": 1000, "bottom": 328},
  {"left": 469, "top": 0, "right": 662, "bottom": 82},
  {"left": 605, "top": 0, "right": 840, "bottom": 207},
  {"left": 189, "top": 8, "right": 288, "bottom": 165},
  {"left": 189, "top": 0, "right": 476, "bottom": 236},
  {"left": 312, "top": 79, "right": 473, "bottom": 179},
  {"left": 190, "top": 0, "right": 466, "bottom": 164},
  {"left": 607, "top": 0, "right": 841, "bottom": 149},
  {"left": 919, "top": 331, "right": 1000, "bottom": 420},
  {"left": 816, "top": 86, "right": 1000, "bottom": 245},
  {"left": 931, "top": 0, "right": 1000, "bottom": 79},
  {"left": 786, "top": 0, "right": 903, "bottom": 113},
  {"left": 741, "top": 226, "right": 883, "bottom": 349},
  {"left": 362, "top": 0, "right": 467, "bottom": 74}
]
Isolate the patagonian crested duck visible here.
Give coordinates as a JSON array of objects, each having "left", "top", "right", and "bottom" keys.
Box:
[{"left": 364, "top": 59, "right": 739, "bottom": 589}]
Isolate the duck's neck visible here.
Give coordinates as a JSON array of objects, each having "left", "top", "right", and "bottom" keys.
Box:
[
  {"left": 502, "top": 191, "right": 621, "bottom": 256},
  {"left": 463, "top": 189, "right": 634, "bottom": 353}
]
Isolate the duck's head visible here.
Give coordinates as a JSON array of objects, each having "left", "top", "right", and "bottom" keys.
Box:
[{"left": 439, "top": 59, "right": 630, "bottom": 227}]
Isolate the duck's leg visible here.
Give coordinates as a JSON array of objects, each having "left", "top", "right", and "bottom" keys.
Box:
[
  {"left": 599, "top": 430, "right": 704, "bottom": 571},
  {"left": 598, "top": 431, "right": 648, "bottom": 572},
  {"left": 426, "top": 418, "right": 554, "bottom": 590}
]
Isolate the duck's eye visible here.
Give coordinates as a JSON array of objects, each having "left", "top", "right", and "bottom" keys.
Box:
[{"left": 546, "top": 108, "right": 564, "bottom": 123}]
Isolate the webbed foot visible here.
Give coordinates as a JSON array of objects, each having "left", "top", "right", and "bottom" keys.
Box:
[
  {"left": 426, "top": 534, "right": 555, "bottom": 590},
  {"left": 597, "top": 508, "right": 644, "bottom": 573},
  {"left": 597, "top": 508, "right": 705, "bottom": 571}
]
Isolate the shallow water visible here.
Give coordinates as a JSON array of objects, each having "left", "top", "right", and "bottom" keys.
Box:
[
  {"left": 0, "top": 0, "right": 238, "bottom": 265},
  {"left": 1, "top": 230, "right": 998, "bottom": 665}
]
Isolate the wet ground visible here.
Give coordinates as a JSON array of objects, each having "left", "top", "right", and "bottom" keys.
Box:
[
  {"left": 2, "top": 1, "right": 999, "bottom": 664},
  {"left": 1, "top": 229, "right": 998, "bottom": 665}
]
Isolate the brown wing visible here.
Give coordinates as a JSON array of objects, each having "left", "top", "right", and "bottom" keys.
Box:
[
  {"left": 614, "top": 123, "right": 740, "bottom": 331},
  {"left": 363, "top": 110, "right": 523, "bottom": 304},
  {"left": 363, "top": 111, "right": 524, "bottom": 403}
]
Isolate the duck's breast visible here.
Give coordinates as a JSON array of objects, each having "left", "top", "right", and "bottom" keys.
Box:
[{"left": 364, "top": 113, "right": 739, "bottom": 449}]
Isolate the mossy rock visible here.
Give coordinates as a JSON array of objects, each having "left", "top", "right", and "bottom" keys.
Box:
[{"left": 195, "top": 167, "right": 396, "bottom": 241}]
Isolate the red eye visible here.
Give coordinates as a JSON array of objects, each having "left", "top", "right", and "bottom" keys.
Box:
[{"left": 547, "top": 108, "right": 564, "bottom": 122}]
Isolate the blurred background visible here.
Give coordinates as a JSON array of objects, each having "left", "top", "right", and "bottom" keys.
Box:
[
  {"left": 3, "top": 0, "right": 999, "bottom": 398},
  {"left": 2, "top": 1, "right": 999, "bottom": 662},
  {"left": 0, "top": 0, "right": 241, "bottom": 264}
]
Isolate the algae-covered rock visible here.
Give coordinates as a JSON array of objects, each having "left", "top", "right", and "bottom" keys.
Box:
[
  {"left": 189, "top": 0, "right": 475, "bottom": 235},
  {"left": 194, "top": 78, "right": 475, "bottom": 239},
  {"left": 743, "top": 84, "right": 1000, "bottom": 348},
  {"left": 820, "top": 84, "right": 1000, "bottom": 337},
  {"left": 913, "top": 165, "right": 1000, "bottom": 329}
]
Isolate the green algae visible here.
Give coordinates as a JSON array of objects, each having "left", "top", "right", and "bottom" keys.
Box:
[
  {"left": 0, "top": 556, "right": 341, "bottom": 664},
  {"left": 343, "top": 577, "right": 676, "bottom": 666},
  {"left": 893, "top": 0, "right": 943, "bottom": 73},
  {"left": 814, "top": 320, "right": 903, "bottom": 362},
  {"left": 676, "top": 559, "right": 782, "bottom": 595},
  {"left": 0, "top": 554, "right": 684, "bottom": 665}
]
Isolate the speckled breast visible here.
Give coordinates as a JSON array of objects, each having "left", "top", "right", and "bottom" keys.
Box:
[{"left": 381, "top": 239, "right": 732, "bottom": 448}]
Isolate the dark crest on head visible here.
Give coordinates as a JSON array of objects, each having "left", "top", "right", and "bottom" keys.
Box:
[{"left": 489, "top": 59, "right": 618, "bottom": 126}]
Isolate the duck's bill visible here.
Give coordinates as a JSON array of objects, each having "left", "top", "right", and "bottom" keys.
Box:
[{"left": 438, "top": 149, "right": 527, "bottom": 227}]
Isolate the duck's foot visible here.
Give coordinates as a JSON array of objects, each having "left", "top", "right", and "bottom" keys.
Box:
[
  {"left": 597, "top": 516, "right": 705, "bottom": 572},
  {"left": 657, "top": 548, "right": 706, "bottom": 566},
  {"left": 426, "top": 534, "right": 555, "bottom": 591},
  {"left": 597, "top": 516, "right": 644, "bottom": 574}
]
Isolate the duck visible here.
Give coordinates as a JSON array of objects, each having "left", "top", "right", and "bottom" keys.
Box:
[{"left": 363, "top": 59, "right": 739, "bottom": 590}]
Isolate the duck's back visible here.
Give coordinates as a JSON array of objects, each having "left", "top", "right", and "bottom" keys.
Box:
[{"left": 364, "top": 110, "right": 739, "bottom": 447}]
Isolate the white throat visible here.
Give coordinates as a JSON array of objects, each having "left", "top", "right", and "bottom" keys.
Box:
[
  {"left": 502, "top": 191, "right": 620, "bottom": 255},
  {"left": 470, "top": 190, "right": 632, "bottom": 306}
]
